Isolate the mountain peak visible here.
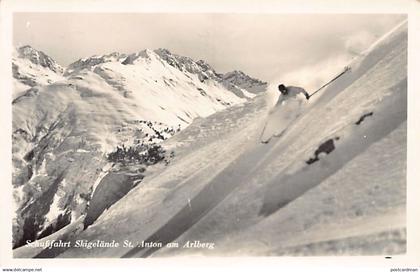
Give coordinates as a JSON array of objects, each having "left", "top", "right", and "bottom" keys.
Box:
[
  {"left": 120, "top": 49, "right": 157, "bottom": 65},
  {"left": 65, "top": 47, "right": 266, "bottom": 95},
  {"left": 17, "top": 45, "right": 63, "bottom": 74},
  {"left": 66, "top": 52, "right": 127, "bottom": 75},
  {"left": 152, "top": 49, "right": 263, "bottom": 95},
  {"left": 139, "top": 49, "right": 157, "bottom": 58},
  {"left": 223, "top": 70, "right": 267, "bottom": 94},
  {"left": 154, "top": 48, "right": 172, "bottom": 56},
  {"left": 196, "top": 59, "right": 214, "bottom": 72}
]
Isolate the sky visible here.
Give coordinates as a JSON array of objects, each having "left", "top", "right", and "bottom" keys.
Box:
[{"left": 13, "top": 13, "right": 405, "bottom": 84}]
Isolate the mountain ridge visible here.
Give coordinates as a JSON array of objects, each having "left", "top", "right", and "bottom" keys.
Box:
[
  {"left": 64, "top": 48, "right": 267, "bottom": 96},
  {"left": 12, "top": 45, "right": 65, "bottom": 99},
  {"left": 17, "top": 45, "right": 64, "bottom": 74}
]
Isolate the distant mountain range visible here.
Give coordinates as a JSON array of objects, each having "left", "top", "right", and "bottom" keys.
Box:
[{"left": 11, "top": 45, "right": 267, "bottom": 248}]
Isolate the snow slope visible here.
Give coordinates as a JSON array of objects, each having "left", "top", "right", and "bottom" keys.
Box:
[
  {"left": 12, "top": 48, "right": 264, "bottom": 249},
  {"left": 30, "top": 21, "right": 407, "bottom": 258}
]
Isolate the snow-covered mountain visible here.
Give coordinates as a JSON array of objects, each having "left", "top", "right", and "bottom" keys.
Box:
[
  {"left": 12, "top": 19, "right": 407, "bottom": 258},
  {"left": 11, "top": 47, "right": 266, "bottom": 249},
  {"left": 223, "top": 70, "right": 267, "bottom": 94},
  {"left": 64, "top": 52, "right": 127, "bottom": 76},
  {"left": 13, "top": 20, "right": 407, "bottom": 258},
  {"left": 12, "top": 45, "right": 64, "bottom": 99},
  {"left": 64, "top": 48, "right": 264, "bottom": 99},
  {"left": 17, "top": 45, "right": 63, "bottom": 73}
]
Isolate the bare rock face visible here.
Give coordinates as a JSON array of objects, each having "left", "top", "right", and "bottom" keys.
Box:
[
  {"left": 12, "top": 46, "right": 65, "bottom": 99},
  {"left": 222, "top": 70, "right": 268, "bottom": 94},
  {"left": 154, "top": 48, "right": 267, "bottom": 97}
]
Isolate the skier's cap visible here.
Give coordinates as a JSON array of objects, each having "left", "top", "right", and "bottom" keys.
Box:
[
  {"left": 278, "top": 84, "right": 286, "bottom": 90},
  {"left": 278, "top": 84, "right": 288, "bottom": 94}
]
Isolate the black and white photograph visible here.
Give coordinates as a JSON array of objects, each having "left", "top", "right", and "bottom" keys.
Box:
[{"left": 1, "top": 0, "right": 420, "bottom": 271}]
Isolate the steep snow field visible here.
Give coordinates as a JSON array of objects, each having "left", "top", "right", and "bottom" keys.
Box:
[{"left": 28, "top": 21, "right": 407, "bottom": 258}]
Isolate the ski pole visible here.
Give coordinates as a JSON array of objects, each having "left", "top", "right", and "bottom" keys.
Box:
[{"left": 308, "top": 66, "right": 351, "bottom": 98}]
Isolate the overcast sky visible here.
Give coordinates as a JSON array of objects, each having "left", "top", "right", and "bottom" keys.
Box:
[{"left": 13, "top": 13, "right": 405, "bottom": 83}]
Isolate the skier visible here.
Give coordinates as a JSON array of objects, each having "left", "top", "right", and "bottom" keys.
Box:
[
  {"left": 277, "top": 84, "right": 310, "bottom": 100},
  {"left": 260, "top": 84, "right": 310, "bottom": 143}
]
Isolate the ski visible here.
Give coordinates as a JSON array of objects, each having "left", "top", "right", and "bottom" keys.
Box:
[{"left": 259, "top": 122, "right": 269, "bottom": 142}]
